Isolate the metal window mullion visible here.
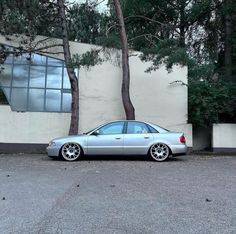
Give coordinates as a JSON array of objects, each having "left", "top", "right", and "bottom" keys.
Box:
[{"left": 44, "top": 57, "right": 48, "bottom": 112}]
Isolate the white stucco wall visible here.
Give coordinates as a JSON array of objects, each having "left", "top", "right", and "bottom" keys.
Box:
[
  {"left": 213, "top": 124, "right": 236, "bottom": 150},
  {"left": 0, "top": 35, "right": 192, "bottom": 147}
]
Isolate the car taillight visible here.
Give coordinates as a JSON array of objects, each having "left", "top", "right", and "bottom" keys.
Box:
[{"left": 180, "top": 135, "right": 186, "bottom": 144}]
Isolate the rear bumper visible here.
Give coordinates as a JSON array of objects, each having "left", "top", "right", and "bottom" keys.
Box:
[{"left": 170, "top": 144, "right": 188, "bottom": 155}]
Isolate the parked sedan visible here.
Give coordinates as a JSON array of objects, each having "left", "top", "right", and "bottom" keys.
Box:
[{"left": 47, "top": 120, "right": 187, "bottom": 162}]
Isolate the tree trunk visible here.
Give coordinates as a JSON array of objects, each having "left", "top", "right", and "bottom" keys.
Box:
[
  {"left": 58, "top": 0, "right": 79, "bottom": 135},
  {"left": 179, "top": 0, "right": 186, "bottom": 48},
  {"left": 113, "top": 0, "right": 135, "bottom": 120}
]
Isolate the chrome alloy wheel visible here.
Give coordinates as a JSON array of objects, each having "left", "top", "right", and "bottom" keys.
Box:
[
  {"left": 150, "top": 143, "right": 170, "bottom": 161},
  {"left": 61, "top": 143, "right": 81, "bottom": 161}
]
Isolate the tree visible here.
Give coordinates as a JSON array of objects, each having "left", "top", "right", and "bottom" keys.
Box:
[
  {"left": 117, "top": 0, "right": 236, "bottom": 125},
  {"left": 58, "top": 0, "right": 79, "bottom": 135},
  {"left": 113, "top": 0, "right": 135, "bottom": 120}
]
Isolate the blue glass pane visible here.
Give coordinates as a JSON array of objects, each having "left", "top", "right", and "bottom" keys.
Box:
[
  {"left": 29, "top": 66, "right": 46, "bottom": 88},
  {"left": 62, "top": 92, "right": 71, "bottom": 112},
  {"left": 63, "top": 69, "right": 71, "bottom": 89},
  {"left": 3, "top": 53, "right": 13, "bottom": 64},
  {"left": 28, "top": 89, "right": 44, "bottom": 111},
  {"left": 14, "top": 53, "right": 31, "bottom": 65},
  {"left": 46, "top": 90, "right": 61, "bottom": 111},
  {"left": 30, "top": 54, "right": 47, "bottom": 66},
  {"left": 0, "top": 64, "right": 12, "bottom": 86},
  {"left": 47, "top": 57, "right": 63, "bottom": 67},
  {"left": 12, "top": 65, "right": 29, "bottom": 87},
  {"left": 11, "top": 88, "right": 27, "bottom": 111},
  {"left": 46, "top": 66, "right": 62, "bottom": 88}
]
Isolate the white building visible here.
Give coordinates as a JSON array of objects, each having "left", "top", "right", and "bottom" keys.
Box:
[{"left": 0, "top": 35, "right": 192, "bottom": 153}]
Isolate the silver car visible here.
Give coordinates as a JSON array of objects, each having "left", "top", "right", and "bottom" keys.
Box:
[{"left": 47, "top": 120, "right": 187, "bottom": 162}]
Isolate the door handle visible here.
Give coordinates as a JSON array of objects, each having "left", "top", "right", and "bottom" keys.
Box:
[
  {"left": 115, "top": 137, "right": 121, "bottom": 140},
  {"left": 144, "top": 136, "right": 150, "bottom": 139}
]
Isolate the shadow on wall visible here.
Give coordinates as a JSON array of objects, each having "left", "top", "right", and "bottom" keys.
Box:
[{"left": 193, "top": 126, "right": 212, "bottom": 151}]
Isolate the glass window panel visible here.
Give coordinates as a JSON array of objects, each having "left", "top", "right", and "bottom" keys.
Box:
[
  {"left": 30, "top": 54, "right": 47, "bottom": 66},
  {"left": 12, "top": 65, "right": 29, "bottom": 87},
  {"left": 0, "top": 64, "right": 12, "bottom": 86},
  {"left": 62, "top": 91, "right": 71, "bottom": 112},
  {"left": 14, "top": 53, "right": 30, "bottom": 65},
  {"left": 63, "top": 69, "right": 70, "bottom": 89},
  {"left": 28, "top": 89, "right": 44, "bottom": 111},
  {"left": 3, "top": 53, "right": 13, "bottom": 64},
  {"left": 46, "top": 90, "right": 61, "bottom": 112},
  {"left": 11, "top": 88, "right": 27, "bottom": 111},
  {"left": 98, "top": 122, "right": 124, "bottom": 135},
  {"left": 29, "top": 66, "right": 46, "bottom": 88},
  {"left": 46, "top": 66, "right": 62, "bottom": 89},
  {"left": 127, "top": 122, "right": 150, "bottom": 134},
  {"left": 47, "top": 57, "right": 63, "bottom": 67}
]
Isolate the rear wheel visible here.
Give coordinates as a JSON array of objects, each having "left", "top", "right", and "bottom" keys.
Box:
[
  {"left": 61, "top": 142, "right": 81, "bottom": 161},
  {"left": 150, "top": 143, "right": 170, "bottom": 162}
]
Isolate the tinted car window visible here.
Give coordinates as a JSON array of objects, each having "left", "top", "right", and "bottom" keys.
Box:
[
  {"left": 127, "top": 122, "right": 150, "bottom": 134},
  {"left": 98, "top": 122, "right": 124, "bottom": 135},
  {"left": 147, "top": 124, "right": 159, "bottom": 133}
]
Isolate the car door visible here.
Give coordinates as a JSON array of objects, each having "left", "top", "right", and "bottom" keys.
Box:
[
  {"left": 124, "top": 121, "right": 154, "bottom": 155},
  {"left": 87, "top": 121, "right": 125, "bottom": 155}
]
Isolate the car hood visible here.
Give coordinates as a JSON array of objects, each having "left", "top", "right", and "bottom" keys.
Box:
[{"left": 52, "top": 134, "right": 87, "bottom": 142}]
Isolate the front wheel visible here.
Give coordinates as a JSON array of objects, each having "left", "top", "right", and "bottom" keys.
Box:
[
  {"left": 150, "top": 143, "right": 170, "bottom": 162},
  {"left": 61, "top": 142, "right": 82, "bottom": 161}
]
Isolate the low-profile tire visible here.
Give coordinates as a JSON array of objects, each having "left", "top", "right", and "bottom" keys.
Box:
[
  {"left": 149, "top": 143, "right": 170, "bottom": 162},
  {"left": 60, "top": 142, "right": 82, "bottom": 161}
]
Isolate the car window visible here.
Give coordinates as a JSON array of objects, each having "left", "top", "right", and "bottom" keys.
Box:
[
  {"left": 149, "top": 123, "right": 169, "bottom": 133},
  {"left": 98, "top": 122, "right": 124, "bottom": 135},
  {"left": 127, "top": 122, "right": 150, "bottom": 134},
  {"left": 147, "top": 124, "right": 159, "bottom": 133}
]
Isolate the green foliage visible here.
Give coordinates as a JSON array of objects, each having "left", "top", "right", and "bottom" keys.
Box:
[
  {"left": 188, "top": 79, "right": 236, "bottom": 127},
  {"left": 71, "top": 49, "right": 103, "bottom": 69},
  {"left": 0, "top": 0, "right": 59, "bottom": 37},
  {"left": 141, "top": 39, "right": 190, "bottom": 72},
  {"left": 96, "top": 35, "right": 122, "bottom": 49},
  {"left": 68, "top": 3, "right": 106, "bottom": 44}
]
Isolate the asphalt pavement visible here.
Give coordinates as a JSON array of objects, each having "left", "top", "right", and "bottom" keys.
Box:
[{"left": 0, "top": 154, "right": 236, "bottom": 234}]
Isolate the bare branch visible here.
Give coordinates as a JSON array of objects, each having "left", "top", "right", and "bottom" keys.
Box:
[
  {"left": 128, "top": 34, "right": 163, "bottom": 42},
  {"left": 124, "top": 15, "right": 168, "bottom": 26},
  {"left": 106, "top": 23, "right": 119, "bottom": 37},
  {"left": 28, "top": 44, "right": 64, "bottom": 53}
]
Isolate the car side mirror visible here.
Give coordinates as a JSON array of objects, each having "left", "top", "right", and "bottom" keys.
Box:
[{"left": 93, "top": 130, "right": 100, "bottom": 136}]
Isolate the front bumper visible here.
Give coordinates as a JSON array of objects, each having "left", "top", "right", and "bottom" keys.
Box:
[{"left": 46, "top": 145, "right": 60, "bottom": 157}]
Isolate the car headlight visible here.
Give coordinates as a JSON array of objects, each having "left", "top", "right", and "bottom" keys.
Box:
[{"left": 49, "top": 141, "right": 56, "bottom": 146}]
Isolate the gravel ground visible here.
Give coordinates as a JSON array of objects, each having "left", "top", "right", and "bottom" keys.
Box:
[{"left": 0, "top": 154, "right": 236, "bottom": 234}]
